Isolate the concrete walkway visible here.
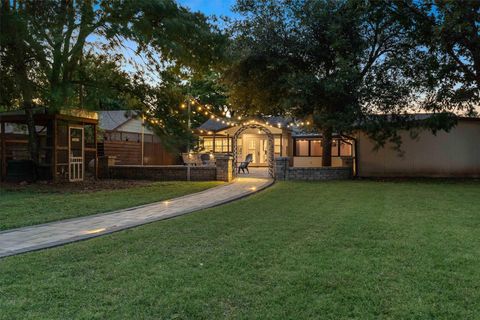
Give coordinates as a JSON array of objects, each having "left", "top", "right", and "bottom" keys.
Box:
[{"left": 0, "top": 176, "right": 273, "bottom": 258}]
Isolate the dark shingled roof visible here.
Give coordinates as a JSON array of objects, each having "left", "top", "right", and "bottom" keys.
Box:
[{"left": 197, "top": 118, "right": 230, "bottom": 132}]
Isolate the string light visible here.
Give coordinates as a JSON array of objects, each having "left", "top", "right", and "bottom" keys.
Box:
[{"left": 177, "top": 98, "right": 314, "bottom": 131}]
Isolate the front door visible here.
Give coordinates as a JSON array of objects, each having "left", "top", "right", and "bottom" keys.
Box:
[
  {"left": 244, "top": 135, "right": 268, "bottom": 167},
  {"left": 69, "top": 127, "right": 84, "bottom": 182},
  {"left": 258, "top": 138, "right": 268, "bottom": 165}
]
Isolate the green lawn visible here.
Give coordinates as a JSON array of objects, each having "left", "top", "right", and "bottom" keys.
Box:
[
  {"left": 0, "top": 181, "right": 222, "bottom": 231},
  {"left": 1, "top": 180, "right": 480, "bottom": 319}
]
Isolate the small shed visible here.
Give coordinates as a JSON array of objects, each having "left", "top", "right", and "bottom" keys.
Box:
[{"left": 0, "top": 108, "right": 98, "bottom": 182}]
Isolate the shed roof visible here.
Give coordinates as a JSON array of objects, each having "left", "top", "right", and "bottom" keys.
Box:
[{"left": 97, "top": 110, "right": 139, "bottom": 131}]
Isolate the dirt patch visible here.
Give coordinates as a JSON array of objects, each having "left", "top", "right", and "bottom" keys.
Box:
[{"left": 0, "top": 178, "right": 154, "bottom": 194}]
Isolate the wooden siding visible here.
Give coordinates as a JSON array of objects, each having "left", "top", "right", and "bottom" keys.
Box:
[{"left": 103, "top": 140, "right": 180, "bottom": 165}]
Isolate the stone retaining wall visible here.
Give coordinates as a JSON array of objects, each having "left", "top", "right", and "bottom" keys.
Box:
[
  {"left": 275, "top": 157, "right": 352, "bottom": 181},
  {"left": 107, "top": 165, "right": 216, "bottom": 181},
  {"left": 98, "top": 155, "right": 233, "bottom": 182}
]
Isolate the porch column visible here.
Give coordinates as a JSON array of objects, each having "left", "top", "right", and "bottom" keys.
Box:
[
  {"left": 227, "top": 133, "right": 230, "bottom": 154},
  {"left": 213, "top": 133, "right": 216, "bottom": 153},
  {"left": 215, "top": 154, "right": 233, "bottom": 182}
]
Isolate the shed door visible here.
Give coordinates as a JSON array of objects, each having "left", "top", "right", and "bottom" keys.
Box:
[{"left": 69, "top": 127, "right": 84, "bottom": 182}]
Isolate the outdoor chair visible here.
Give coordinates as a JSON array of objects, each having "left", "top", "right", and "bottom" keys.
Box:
[{"left": 237, "top": 154, "right": 253, "bottom": 174}]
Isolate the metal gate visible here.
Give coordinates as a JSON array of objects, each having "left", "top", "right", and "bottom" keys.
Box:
[{"left": 69, "top": 126, "right": 84, "bottom": 182}]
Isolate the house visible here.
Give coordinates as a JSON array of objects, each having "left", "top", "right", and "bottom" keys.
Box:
[
  {"left": 97, "top": 110, "right": 180, "bottom": 166},
  {"left": 196, "top": 115, "right": 480, "bottom": 178}
]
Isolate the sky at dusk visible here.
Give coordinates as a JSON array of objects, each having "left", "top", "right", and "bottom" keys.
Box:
[{"left": 177, "top": 0, "right": 237, "bottom": 17}]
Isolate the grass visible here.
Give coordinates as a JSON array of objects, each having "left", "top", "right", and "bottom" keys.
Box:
[
  {"left": 1, "top": 180, "right": 480, "bottom": 319},
  {"left": 0, "top": 180, "right": 222, "bottom": 231}
]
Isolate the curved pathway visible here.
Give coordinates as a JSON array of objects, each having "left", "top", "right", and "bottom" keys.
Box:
[{"left": 0, "top": 176, "right": 273, "bottom": 258}]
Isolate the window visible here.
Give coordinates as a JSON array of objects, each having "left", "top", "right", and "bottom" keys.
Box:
[
  {"left": 294, "top": 138, "right": 353, "bottom": 157},
  {"left": 215, "top": 139, "right": 224, "bottom": 152},
  {"left": 295, "top": 140, "right": 309, "bottom": 156},
  {"left": 201, "top": 137, "right": 231, "bottom": 153},
  {"left": 203, "top": 138, "right": 213, "bottom": 152},
  {"left": 310, "top": 140, "right": 322, "bottom": 156},
  {"left": 274, "top": 138, "right": 281, "bottom": 154},
  {"left": 331, "top": 140, "right": 339, "bottom": 156},
  {"left": 340, "top": 141, "right": 352, "bottom": 156}
]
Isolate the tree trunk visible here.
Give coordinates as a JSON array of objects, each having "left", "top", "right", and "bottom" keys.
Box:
[
  {"left": 5, "top": 1, "right": 40, "bottom": 179},
  {"left": 321, "top": 127, "right": 333, "bottom": 167}
]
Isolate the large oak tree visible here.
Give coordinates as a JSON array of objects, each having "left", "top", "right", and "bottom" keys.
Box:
[{"left": 224, "top": 0, "right": 463, "bottom": 166}]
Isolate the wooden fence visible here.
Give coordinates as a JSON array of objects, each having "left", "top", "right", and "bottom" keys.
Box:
[{"left": 103, "top": 140, "right": 180, "bottom": 165}]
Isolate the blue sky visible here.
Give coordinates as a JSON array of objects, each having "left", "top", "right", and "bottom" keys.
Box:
[{"left": 177, "top": 0, "right": 237, "bottom": 17}]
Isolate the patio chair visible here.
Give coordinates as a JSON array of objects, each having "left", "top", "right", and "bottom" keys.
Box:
[{"left": 237, "top": 154, "right": 253, "bottom": 174}]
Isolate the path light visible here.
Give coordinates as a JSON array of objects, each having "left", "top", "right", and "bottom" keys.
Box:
[
  {"left": 163, "top": 200, "right": 170, "bottom": 205},
  {"left": 249, "top": 186, "right": 257, "bottom": 191},
  {"left": 83, "top": 228, "right": 106, "bottom": 235}
]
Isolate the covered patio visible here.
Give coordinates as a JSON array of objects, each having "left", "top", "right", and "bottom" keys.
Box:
[
  {"left": 195, "top": 117, "right": 356, "bottom": 179},
  {"left": 195, "top": 118, "right": 291, "bottom": 178}
]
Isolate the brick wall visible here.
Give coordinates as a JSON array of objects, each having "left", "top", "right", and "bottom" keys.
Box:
[{"left": 275, "top": 157, "right": 352, "bottom": 181}]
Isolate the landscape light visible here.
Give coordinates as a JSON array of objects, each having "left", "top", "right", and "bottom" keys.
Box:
[{"left": 83, "top": 228, "right": 106, "bottom": 235}]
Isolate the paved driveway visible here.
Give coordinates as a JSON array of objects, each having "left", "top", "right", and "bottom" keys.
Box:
[{"left": 0, "top": 177, "right": 273, "bottom": 258}]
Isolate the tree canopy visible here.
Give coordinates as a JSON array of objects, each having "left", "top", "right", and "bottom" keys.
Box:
[
  {"left": 395, "top": 0, "right": 479, "bottom": 111},
  {"left": 224, "top": 0, "right": 475, "bottom": 165},
  {"left": 0, "top": 0, "right": 226, "bottom": 162}
]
